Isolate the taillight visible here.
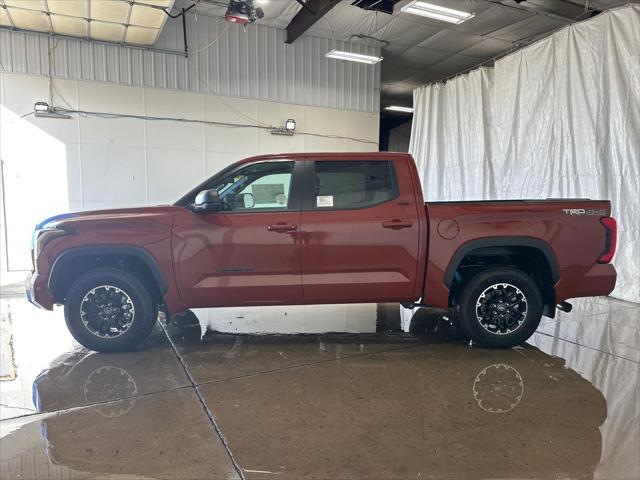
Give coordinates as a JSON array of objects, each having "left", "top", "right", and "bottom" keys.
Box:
[{"left": 598, "top": 217, "right": 617, "bottom": 263}]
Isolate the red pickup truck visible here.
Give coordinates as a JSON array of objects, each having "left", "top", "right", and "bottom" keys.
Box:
[{"left": 27, "top": 153, "right": 617, "bottom": 352}]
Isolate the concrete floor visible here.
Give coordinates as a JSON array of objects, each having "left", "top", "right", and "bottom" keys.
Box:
[{"left": 0, "top": 284, "right": 638, "bottom": 479}]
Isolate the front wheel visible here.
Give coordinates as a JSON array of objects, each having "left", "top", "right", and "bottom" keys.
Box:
[
  {"left": 457, "top": 267, "right": 543, "bottom": 348},
  {"left": 64, "top": 268, "right": 157, "bottom": 352}
]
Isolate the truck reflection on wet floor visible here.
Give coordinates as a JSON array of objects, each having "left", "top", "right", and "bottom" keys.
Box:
[{"left": 14, "top": 316, "right": 606, "bottom": 480}]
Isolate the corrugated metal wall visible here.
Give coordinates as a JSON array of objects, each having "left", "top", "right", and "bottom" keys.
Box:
[{"left": 0, "top": 14, "right": 381, "bottom": 112}]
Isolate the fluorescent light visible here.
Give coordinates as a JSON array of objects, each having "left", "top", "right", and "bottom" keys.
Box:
[
  {"left": 400, "top": 1, "right": 474, "bottom": 24},
  {"left": 386, "top": 106, "right": 414, "bottom": 113},
  {"left": 325, "top": 49, "right": 383, "bottom": 65}
]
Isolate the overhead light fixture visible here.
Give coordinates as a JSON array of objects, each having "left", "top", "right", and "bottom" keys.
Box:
[
  {"left": 325, "top": 49, "right": 383, "bottom": 65},
  {"left": 400, "top": 1, "right": 475, "bottom": 24},
  {"left": 386, "top": 106, "right": 414, "bottom": 113},
  {"left": 33, "top": 101, "right": 71, "bottom": 119},
  {"left": 285, "top": 119, "right": 296, "bottom": 132}
]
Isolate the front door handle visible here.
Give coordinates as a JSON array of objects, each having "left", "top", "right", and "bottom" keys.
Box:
[
  {"left": 267, "top": 223, "right": 297, "bottom": 233},
  {"left": 382, "top": 220, "right": 413, "bottom": 230}
]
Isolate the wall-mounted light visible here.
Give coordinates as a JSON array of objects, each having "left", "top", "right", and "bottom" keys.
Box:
[
  {"left": 400, "top": 1, "right": 474, "bottom": 24},
  {"left": 270, "top": 118, "right": 297, "bottom": 136},
  {"left": 325, "top": 49, "right": 383, "bottom": 65},
  {"left": 34, "top": 101, "right": 50, "bottom": 112},
  {"left": 285, "top": 118, "right": 296, "bottom": 133},
  {"left": 386, "top": 106, "right": 414, "bottom": 113},
  {"left": 33, "top": 101, "right": 71, "bottom": 119}
]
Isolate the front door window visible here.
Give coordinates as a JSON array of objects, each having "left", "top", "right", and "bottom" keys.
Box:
[{"left": 214, "top": 162, "right": 294, "bottom": 212}]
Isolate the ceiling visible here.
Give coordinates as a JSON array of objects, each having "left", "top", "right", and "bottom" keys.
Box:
[
  {"left": 0, "top": 0, "right": 174, "bottom": 45},
  {"left": 1, "top": 0, "right": 631, "bottom": 111},
  {"left": 181, "top": 0, "right": 631, "bottom": 112}
]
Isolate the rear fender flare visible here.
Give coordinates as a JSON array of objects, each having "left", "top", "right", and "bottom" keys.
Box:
[{"left": 443, "top": 237, "right": 560, "bottom": 288}]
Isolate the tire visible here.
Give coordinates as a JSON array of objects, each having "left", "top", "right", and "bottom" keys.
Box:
[
  {"left": 64, "top": 268, "right": 157, "bottom": 352},
  {"left": 457, "top": 267, "right": 542, "bottom": 348}
]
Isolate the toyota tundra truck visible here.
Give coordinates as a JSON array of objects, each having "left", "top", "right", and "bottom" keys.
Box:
[{"left": 27, "top": 153, "right": 617, "bottom": 352}]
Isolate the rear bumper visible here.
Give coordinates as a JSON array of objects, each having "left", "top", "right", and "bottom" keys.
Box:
[
  {"left": 557, "top": 263, "right": 617, "bottom": 302},
  {"left": 26, "top": 272, "right": 54, "bottom": 310},
  {"left": 583, "top": 263, "right": 617, "bottom": 296}
]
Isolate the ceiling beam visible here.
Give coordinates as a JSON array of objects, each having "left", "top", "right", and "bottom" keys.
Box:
[{"left": 286, "top": 0, "right": 342, "bottom": 44}]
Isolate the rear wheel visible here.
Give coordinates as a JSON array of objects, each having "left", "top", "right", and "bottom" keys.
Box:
[
  {"left": 457, "top": 267, "right": 542, "bottom": 348},
  {"left": 64, "top": 268, "right": 157, "bottom": 352}
]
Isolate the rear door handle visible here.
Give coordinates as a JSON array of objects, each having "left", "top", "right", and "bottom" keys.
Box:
[
  {"left": 382, "top": 220, "right": 413, "bottom": 230},
  {"left": 267, "top": 223, "right": 297, "bottom": 233}
]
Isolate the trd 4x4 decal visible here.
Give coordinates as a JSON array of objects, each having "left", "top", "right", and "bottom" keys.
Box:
[{"left": 562, "top": 208, "right": 606, "bottom": 216}]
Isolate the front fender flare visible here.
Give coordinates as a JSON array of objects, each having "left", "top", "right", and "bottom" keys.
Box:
[{"left": 48, "top": 245, "right": 168, "bottom": 296}]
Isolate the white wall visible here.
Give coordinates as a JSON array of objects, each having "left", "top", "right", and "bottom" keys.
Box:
[{"left": 0, "top": 71, "right": 379, "bottom": 333}]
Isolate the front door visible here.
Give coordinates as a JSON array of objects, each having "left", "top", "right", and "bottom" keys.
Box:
[
  {"left": 172, "top": 160, "right": 303, "bottom": 307},
  {"left": 300, "top": 158, "right": 421, "bottom": 303}
]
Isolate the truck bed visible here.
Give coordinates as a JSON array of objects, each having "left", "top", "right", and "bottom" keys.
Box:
[{"left": 422, "top": 198, "right": 614, "bottom": 307}]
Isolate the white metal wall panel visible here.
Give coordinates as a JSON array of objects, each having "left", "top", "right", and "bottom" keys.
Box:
[
  {"left": 0, "top": 71, "right": 379, "bottom": 272},
  {"left": 0, "top": 71, "right": 380, "bottom": 334},
  {"left": 0, "top": 15, "right": 380, "bottom": 112}
]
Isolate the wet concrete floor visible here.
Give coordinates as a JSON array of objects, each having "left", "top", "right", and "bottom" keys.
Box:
[{"left": 1, "top": 287, "right": 638, "bottom": 479}]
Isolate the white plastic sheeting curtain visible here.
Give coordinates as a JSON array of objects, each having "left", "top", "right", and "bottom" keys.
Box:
[
  {"left": 409, "top": 5, "right": 640, "bottom": 304},
  {"left": 410, "top": 67, "right": 494, "bottom": 201}
]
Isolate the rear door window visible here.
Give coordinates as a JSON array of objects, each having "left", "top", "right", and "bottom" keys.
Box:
[{"left": 313, "top": 161, "right": 398, "bottom": 209}]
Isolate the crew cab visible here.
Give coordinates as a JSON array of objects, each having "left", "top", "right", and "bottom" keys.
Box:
[{"left": 27, "top": 153, "right": 617, "bottom": 352}]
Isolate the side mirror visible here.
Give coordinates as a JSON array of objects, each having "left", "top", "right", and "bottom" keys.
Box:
[{"left": 192, "top": 189, "right": 221, "bottom": 212}]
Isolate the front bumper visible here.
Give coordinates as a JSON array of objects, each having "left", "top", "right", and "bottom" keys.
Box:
[{"left": 26, "top": 272, "right": 54, "bottom": 310}]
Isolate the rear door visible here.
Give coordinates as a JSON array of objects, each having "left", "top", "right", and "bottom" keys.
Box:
[
  {"left": 172, "top": 160, "right": 304, "bottom": 307},
  {"left": 299, "top": 157, "right": 421, "bottom": 303}
]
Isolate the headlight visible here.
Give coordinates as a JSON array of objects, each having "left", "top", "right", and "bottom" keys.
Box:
[{"left": 33, "top": 227, "right": 71, "bottom": 258}]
